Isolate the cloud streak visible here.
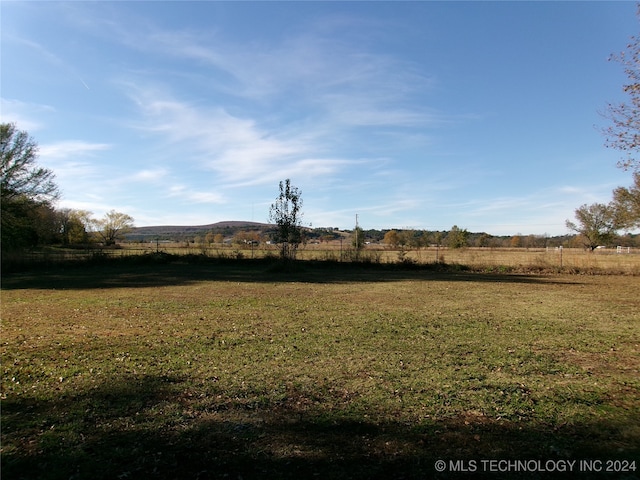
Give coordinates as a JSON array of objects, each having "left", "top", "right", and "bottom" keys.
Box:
[
  {"left": 124, "top": 85, "right": 360, "bottom": 188},
  {"left": 128, "top": 168, "right": 169, "bottom": 182},
  {"left": 168, "top": 185, "right": 225, "bottom": 204},
  {"left": 39, "top": 141, "right": 111, "bottom": 159},
  {"left": 100, "top": 7, "right": 440, "bottom": 124},
  {"left": 0, "top": 98, "right": 55, "bottom": 131}
]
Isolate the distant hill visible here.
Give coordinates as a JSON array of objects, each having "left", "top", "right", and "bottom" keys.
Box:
[{"left": 126, "top": 221, "right": 272, "bottom": 241}]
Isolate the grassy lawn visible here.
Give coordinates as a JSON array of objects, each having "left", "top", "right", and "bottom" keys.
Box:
[{"left": 2, "top": 261, "right": 639, "bottom": 479}]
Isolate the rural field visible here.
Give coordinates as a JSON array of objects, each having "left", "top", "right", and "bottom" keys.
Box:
[{"left": 2, "top": 260, "right": 639, "bottom": 479}]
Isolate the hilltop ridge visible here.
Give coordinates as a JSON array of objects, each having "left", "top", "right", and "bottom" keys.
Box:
[{"left": 127, "top": 221, "right": 271, "bottom": 241}]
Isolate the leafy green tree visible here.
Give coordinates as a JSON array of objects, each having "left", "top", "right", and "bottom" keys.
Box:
[
  {"left": 1, "top": 123, "right": 60, "bottom": 251},
  {"left": 433, "top": 231, "right": 443, "bottom": 247},
  {"left": 476, "top": 233, "right": 492, "bottom": 247},
  {"left": 269, "top": 179, "right": 303, "bottom": 260},
  {"left": 58, "top": 208, "right": 94, "bottom": 245},
  {"left": 612, "top": 172, "right": 640, "bottom": 229},
  {"left": 32, "top": 203, "right": 61, "bottom": 245},
  {"left": 406, "top": 229, "right": 425, "bottom": 249},
  {"left": 566, "top": 203, "right": 620, "bottom": 251},
  {"left": 446, "top": 225, "right": 469, "bottom": 249}
]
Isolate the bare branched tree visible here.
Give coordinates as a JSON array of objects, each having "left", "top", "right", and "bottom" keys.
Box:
[
  {"left": 603, "top": 10, "right": 640, "bottom": 171},
  {"left": 95, "top": 210, "right": 135, "bottom": 246}
]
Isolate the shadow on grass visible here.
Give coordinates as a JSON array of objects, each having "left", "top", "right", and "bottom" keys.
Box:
[
  {"left": 2, "top": 374, "right": 638, "bottom": 480},
  {"left": 1, "top": 254, "right": 576, "bottom": 291}
]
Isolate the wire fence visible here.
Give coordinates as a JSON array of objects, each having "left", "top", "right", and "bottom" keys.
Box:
[{"left": 4, "top": 244, "right": 639, "bottom": 274}]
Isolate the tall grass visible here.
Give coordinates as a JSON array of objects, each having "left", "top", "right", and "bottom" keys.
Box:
[{"left": 3, "top": 244, "right": 640, "bottom": 275}]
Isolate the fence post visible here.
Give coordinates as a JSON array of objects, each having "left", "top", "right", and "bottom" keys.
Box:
[{"left": 559, "top": 246, "right": 563, "bottom": 269}]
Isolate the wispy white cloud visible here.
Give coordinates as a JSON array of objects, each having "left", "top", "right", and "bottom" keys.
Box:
[
  {"left": 0, "top": 98, "right": 55, "bottom": 131},
  {"left": 186, "top": 192, "right": 226, "bottom": 204},
  {"left": 557, "top": 185, "right": 583, "bottom": 195},
  {"left": 321, "top": 94, "right": 438, "bottom": 128},
  {"left": 3, "top": 30, "right": 95, "bottom": 92},
  {"left": 123, "top": 85, "right": 359, "bottom": 188},
  {"left": 442, "top": 183, "right": 627, "bottom": 235},
  {"left": 56, "top": 198, "right": 108, "bottom": 215},
  {"left": 5, "top": 33, "right": 67, "bottom": 68},
  {"left": 168, "top": 185, "right": 225, "bottom": 204},
  {"left": 97, "top": 6, "right": 439, "bottom": 124},
  {"left": 129, "top": 168, "right": 169, "bottom": 182},
  {"left": 39, "top": 140, "right": 111, "bottom": 159},
  {"left": 36, "top": 141, "right": 113, "bottom": 208}
]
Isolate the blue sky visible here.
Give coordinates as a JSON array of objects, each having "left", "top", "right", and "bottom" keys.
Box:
[{"left": 1, "top": 1, "right": 637, "bottom": 235}]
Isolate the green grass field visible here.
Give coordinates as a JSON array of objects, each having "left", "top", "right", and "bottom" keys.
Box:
[{"left": 2, "top": 260, "right": 639, "bottom": 479}]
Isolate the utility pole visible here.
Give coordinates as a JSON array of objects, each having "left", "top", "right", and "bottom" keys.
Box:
[{"left": 355, "top": 214, "right": 360, "bottom": 260}]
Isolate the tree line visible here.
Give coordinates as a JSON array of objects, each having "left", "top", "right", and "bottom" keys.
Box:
[{"left": 1, "top": 123, "right": 134, "bottom": 256}]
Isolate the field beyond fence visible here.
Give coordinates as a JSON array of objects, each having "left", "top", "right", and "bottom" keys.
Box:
[{"left": 6, "top": 244, "right": 640, "bottom": 275}]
